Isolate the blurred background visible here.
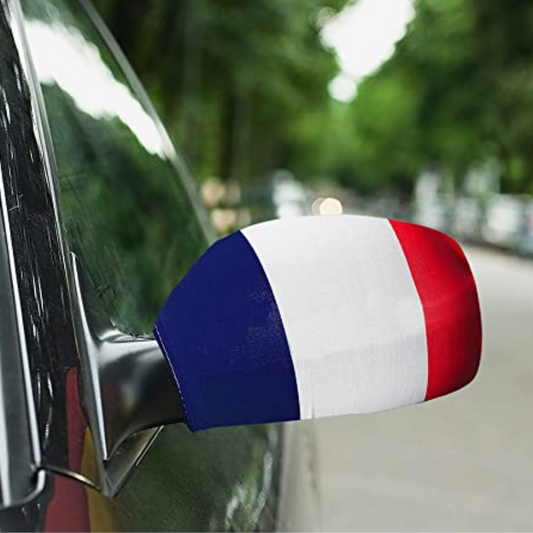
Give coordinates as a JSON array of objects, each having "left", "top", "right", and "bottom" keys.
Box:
[
  {"left": 92, "top": 0, "right": 533, "bottom": 252},
  {"left": 90, "top": 0, "right": 532, "bottom": 530}
]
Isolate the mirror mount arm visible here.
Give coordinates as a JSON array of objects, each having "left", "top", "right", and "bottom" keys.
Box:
[{"left": 70, "top": 253, "right": 185, "bottom": 461}]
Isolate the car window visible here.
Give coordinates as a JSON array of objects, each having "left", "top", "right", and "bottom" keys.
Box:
[{"left": 19, "top": 0, "right": 209, "bottom": 334}]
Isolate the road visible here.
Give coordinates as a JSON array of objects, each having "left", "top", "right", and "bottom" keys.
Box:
[{"left": 313, "top": 246, "right": 533, "bottom": 531}]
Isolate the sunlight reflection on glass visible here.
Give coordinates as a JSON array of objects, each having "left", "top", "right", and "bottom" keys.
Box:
[{"left": 25, "top": 20, "right": 165, "bottom": 157}]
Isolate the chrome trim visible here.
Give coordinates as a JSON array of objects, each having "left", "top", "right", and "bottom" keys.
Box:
[
  {"left": 0, "top": 0, "right": 44, "bottom": 508},
  {"left": 0, "top": 161, "right": 44, "bottom": 508}
]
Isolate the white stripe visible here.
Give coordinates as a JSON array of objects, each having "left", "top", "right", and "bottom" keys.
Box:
[{"left": 242, "top": 215, "right": 428, "bottom": 418}]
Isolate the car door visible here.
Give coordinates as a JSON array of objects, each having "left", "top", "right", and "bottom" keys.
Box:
[{"left": 0, "top": 0, "right": 293, "bottom": 529}]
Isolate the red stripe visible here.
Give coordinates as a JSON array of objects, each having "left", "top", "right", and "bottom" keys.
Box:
[
  {"left": 389, "top": 219, "right": 482, "bottom": 401},
  {"left": 44, "top": 368, "right": 90, "bottom": 532}
]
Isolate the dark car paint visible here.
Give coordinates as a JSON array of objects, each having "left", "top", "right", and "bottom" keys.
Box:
[{"left": 0, "top": 0, "right": 284, "bottom": 529}]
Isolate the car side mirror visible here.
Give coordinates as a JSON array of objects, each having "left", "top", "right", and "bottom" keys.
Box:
[
  {"left": 155, "top": 215, "right": 482, "bottom": 431},
  {"left": 74, "top": 215, "right": 481, "bottom": 460}
]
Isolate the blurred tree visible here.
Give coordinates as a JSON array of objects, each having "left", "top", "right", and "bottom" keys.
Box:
[
  {"left": 93, "top": 0, "right": 533, "bottom": 196},
  {"left": 471, "top": 0, "right": 533, "bottom": 193},
  {"left": 326, "top": 0, "right": 533, "bottom": 195},
  {"left": 92, "top": 0, "right": 346, "bottom": 185}
]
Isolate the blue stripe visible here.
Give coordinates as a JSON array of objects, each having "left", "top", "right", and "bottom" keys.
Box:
[{"left": 154, "top": 231, "right": 300, "bottom": 431}]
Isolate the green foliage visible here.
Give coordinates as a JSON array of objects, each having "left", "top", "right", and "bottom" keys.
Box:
[
  {"left": 93, "top": 0, "right": 533, "bottom": 195},
  {"left": 333, "top": 0, "right": 533, "bottom": 194},
  {"left": 92, "top": 0, "right": 345, "bottom": 184}
]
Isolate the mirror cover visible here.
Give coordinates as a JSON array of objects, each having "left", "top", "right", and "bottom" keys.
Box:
[{"left": 154, "top": 216, "right": 482, "bottom": 431}]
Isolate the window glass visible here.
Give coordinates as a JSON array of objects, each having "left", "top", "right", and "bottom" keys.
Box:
[{"left": 20, "top": 0, "right": 208, "bottom": 334}]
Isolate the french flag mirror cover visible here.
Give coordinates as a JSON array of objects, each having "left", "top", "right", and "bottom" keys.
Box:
[{"left": 155, "top": 216, "right": 482, "bottom": 431}]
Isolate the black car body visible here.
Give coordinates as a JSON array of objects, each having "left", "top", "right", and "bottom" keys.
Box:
[{"left": 0, "top": 0, "right": 319, "bottom": 529}]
